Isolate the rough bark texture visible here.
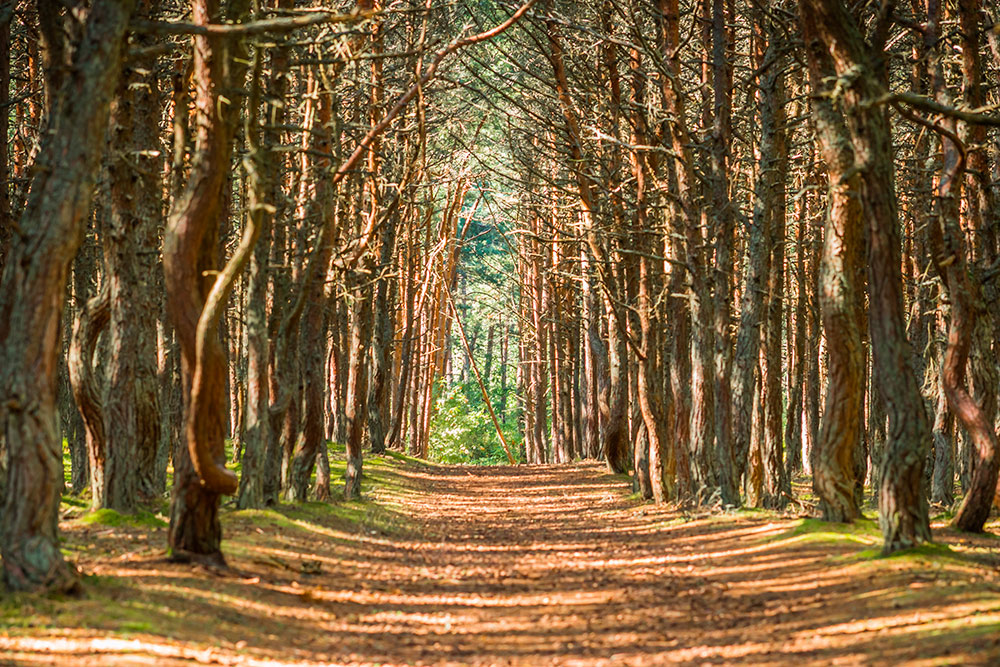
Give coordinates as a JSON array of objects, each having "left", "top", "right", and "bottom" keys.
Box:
[
  {"left": 922, "top": 0, "right": 1000, "bottom": 532},
  {"left": 0, "top": 8, "right": 9, "bottom": 274},
  {"left": 709, "top": 0, "right": 737, "bottom": 506},
  {"left": 236, "top": 0, "right": 293, "bottom": 509},
  {"left": 104, "top": 11, "right": 163, "bottom": 510},
  {"left": 801, "top": 0, "right": 931, "bottom": 553},
  {"left": 759, "top": 23, "right": 790, "bottom": 509},
  {"left": 801, "top": 10, "right": 864, "bottom": 522},
  {"left": 931, "top": 372, "right": 954, "bottom": 506},
  {"left": 164, "top": 0, "right": 250, "bottom": 563},
  {"left": 287, "top": 79, "right": 334, "bottom": 503},
  {"left": 368, "top": 210, "right": 399, "bottom": 456},
  {"left": 0, "top": 0, "right": 133, "bottom": 593},
  {"left": 68, "top": 285, "right": 111, "bottom": 510},
  {"left": 345, "top": 289, "right": 374, "bottom": 499}
]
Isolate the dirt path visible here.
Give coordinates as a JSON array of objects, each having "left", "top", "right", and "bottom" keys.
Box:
[{"left": 3, "top": 459, "right": 1000, "bottom": 666}]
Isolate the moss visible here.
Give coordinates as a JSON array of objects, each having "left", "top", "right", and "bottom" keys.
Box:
[
  {"left": 764, "top": 516, "right": 881, "bottom": 549},
  {"left": 727, "top": 506, "right": 773, "bottom": 517},
  {"left": 229, "top": 497, "right": 411, "bottom": 540},
  {"left": 793, "top": 516, "right": 880, "bottom": 537},
  {"left": 861, "top": 542, "right": 959, "bottom": 561},
  {"left": 79, "top": 508, "right": 167, "bottom": 529}
]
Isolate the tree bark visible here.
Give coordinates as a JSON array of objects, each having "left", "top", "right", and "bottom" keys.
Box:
[
  {"left": 164, "top": 0, "right": 250, "bottom": 564},
  {"left": 922, "top": 0, "right": 999, "bottom": 532},
  {"left": 0, "top": 0, "right": 134, "bottom": 593},
  {"left": 801, "top": 8, "right": 864, "bottom": 522},
  {"left": 345, "top": 287, "right": 374, "bottom": 499},
  {"left": 800, "top": 0, "right": 932, "bottom": 553},
  {"left": 68, "top": 286, "right": 110, "bottom": 510},
  {"left": 287, "top": 75, "right": 335, "bottom": 503},
  {"left": 104, "top": 7, "right": 163, "bottom": 510}
]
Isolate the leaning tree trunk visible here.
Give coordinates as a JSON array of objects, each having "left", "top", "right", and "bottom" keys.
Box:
[{"left": 0, "top": 0, "right": 133, "bottom": 593}]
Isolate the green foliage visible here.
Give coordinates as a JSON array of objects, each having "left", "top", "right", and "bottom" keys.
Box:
[{"left": 428, "top": 383, "right": 521, "bottom": 465}]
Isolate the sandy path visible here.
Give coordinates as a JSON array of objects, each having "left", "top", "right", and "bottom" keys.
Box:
[
  {"left": 313, "top": 463, "right": 999, "bottom": 666},
  {"left": 3, "top": 461, "right": 999, "bottom": 666}
]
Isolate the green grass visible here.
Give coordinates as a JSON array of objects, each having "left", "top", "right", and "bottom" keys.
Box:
[
  {"left": 856, "top": 541, "right": 961, "bottom": 562},
  {"left": 61, "top": 495, "right": 88, "bottom": 509},
  {"left": 79, "top": 508, "right": 167, "bottom": 530},
  {"left": 765, "top": 516, "right": 882, "bottom": 549}
]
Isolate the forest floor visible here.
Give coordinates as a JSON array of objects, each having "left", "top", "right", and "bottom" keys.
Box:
[{"left": 2, "top": 452, "right": 1000, "bottom": 666}]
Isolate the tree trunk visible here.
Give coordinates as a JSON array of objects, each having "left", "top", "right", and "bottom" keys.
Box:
[
  {"left": 345, "top": 288, "right": 374, "bottom": 499},
  {"left": 785, "top": 182, "right": 807, "bottom": 476},
  {"left": 922, "top": 0, "right": 999, "bottom": 532},
  {"left": 800, "top": 0, "right": 931, "bottom": 553},
  {"left": 759, "top": 17, "right": 790, "bottom": 509},
  {"left": 0, "top": 0, "right": 133, "bottom": 593},
  {"left": 368, "top": 209, "right": 399, "bottom": 455},
  {"left": 68, "top": 286, "right": 110, "bottom": 510},
  {"left": 931, "top": 372, "right": 954, "bottom": 506},
  {"left": 801, "top": 9, "right": 864, "bottom": 522},
  {"left": 164, "top": 0, "right": 250, "bottom": 564},
  {"left": 104, "top": 13, "right": 163, "bottom": 510},
  {"left": 710, "top": 0, "right": 737, "bottom": 506}
]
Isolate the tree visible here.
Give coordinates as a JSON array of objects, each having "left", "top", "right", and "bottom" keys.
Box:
[
  {"left": 163, "top": 0, "right": 250, "bottom": 563},
  {"left": 0, "top": 0, "right": 135, "bottom": 592}
]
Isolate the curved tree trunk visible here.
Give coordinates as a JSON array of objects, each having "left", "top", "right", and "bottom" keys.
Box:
[
  {"left": 0, "top": 0, "right": 133, "bottom": 593},
  {"left": 922, "top": 5, "right": 1000, "bottom": 531},
  {"left": 68, "top": 287, "right": 111, "bottom": 511},
  {"left": 957, "top": 0, "right": 1000, "bottom": 519},
  {"left": 164, "top": 0, "right": 250, "bottom": 564}
]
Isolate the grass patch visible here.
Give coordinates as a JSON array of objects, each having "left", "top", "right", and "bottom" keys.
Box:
[
  {"left": 856, "top": 541, "right": 963, "bottom": 562},
  {"left": 766, "top": 516, "right": 882, "bottom": 548},
  {"left": 79, "top": 508, "right": 167, "bottom": 530},
  {"left": 382, "top": 449, "right": 439, "bottom": 467}
]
